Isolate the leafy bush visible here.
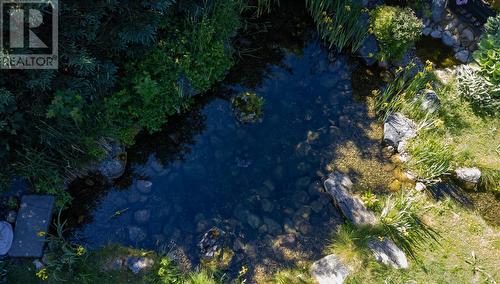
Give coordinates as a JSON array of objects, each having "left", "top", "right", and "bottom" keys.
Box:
[
  {"left": 473, "top": 14, "right": 500, "bottom": 85},
  {"left": 456, "top": 65, "right": 500, "bottom": 113},
  {"left": 370, "top": 6, "right": 423, "bottom": 61},
  {"left": 306, "top": 0, "right": 368, "bottom": 52}
]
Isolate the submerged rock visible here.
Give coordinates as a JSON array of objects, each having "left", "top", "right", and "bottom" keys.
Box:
[
  {"left": 357, "top": 35, "right": 379, "bottom": 66},
  {"left": 199, "top": 227, "right": 225, "bottom": 259},
  {"left": 310, "top": 254, "right": 350, "bottom": 284},
  {"left": 455, "top": 167, "right": 481, "bottom": 189},
  {"left": 128, "top": 226, "right": 147, "bottom": 243},
  {"left": 454, "top": 50, "right": 471, "bottom": 63},
  {"left": 0, "top": 221, "right": 13, "bottom": 255},
  {"left": 416, "top": 89, "right": 441, "bottom": 114},
  {"left": 98, "top": 141, "right": 127, "bottom": 181},
  {"left": 134, "top": 209, "right": 151, "bottom": 223},
  {"left": 136, "top": 180, "right": 153, "bottom": 194},
  {"left": 368, "top": 238, "right": 409, "bottom": 269},
  {"left": 383, "top": 113, "right": 417, "bottom": 152},
  {"left": 323, "top": 173, "right": 377, "bottom": 226}
]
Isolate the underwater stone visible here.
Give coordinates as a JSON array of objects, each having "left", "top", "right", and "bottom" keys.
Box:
[
  {"left": 357, "top": 35, "right": 379, "bottom": 66},
  {"left": 134, "top": 209, "right": 151, "bottom": 223},
  {"left": 368, "top": 238, "right": 409, "bottom": 269},
  {"left": 442, "top": 31, "right": 456, "bottom": 47},
  {"left": 323, "top": 173, "right": 377, "bottom": 226},
  {"left": 199, "top": 227, "right": 225, "bottom": 259},
  {"left": 9, "top": 195, "right": 54, "bottom": 258},
  {"left": 247, "top": 213, "right": 261, "bottom": 229},
  {"left": 383, "top": 113, "right": 417, "bottom": 152},
  {"left": 128, "top": 226, "right": 147, "bottom": 243},
  {"left": 431, "top": 30, "right": 443, "bottom": 39},
  {"left": 310, "top": 254, "right": 350, "bottom": 284},
  {"left": 136, "top": 180, "right": 153, "bottom": 194},
  {"left": 0, "top": 221, "right": 13, "bottom": 255},
  {"left": 422, "top": 27, "right": 432, "bottom": 36},
  {"left": 263, "top": 217, "right": 281, "bottom": 235}
]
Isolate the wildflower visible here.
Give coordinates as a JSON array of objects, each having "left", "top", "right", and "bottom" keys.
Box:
[
  {"left": 37, "top": 231, "right": 46, "bottom": 237},
  {"left": 425, "top": 82, "right": 433, "bottom": 90},
  {"left": 425, "top": 60, "right": 434, "bottom": 72},
  {"left": 344, "top": 5, "right": 351, "bottom": 11},
  {"left": 36, "top": 268, "right": 49, "bottom": 281},
  {"left": 395, "top": 66, "right": 403, "bottom": 73},
  {"left": 238, "top": 265, "right": 248, "bottom": 276},
  {"left": 76, "top": 245, "right": 86, "bottom": 256}
]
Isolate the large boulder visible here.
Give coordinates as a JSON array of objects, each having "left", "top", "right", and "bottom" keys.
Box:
[
  {"left": 126, "top": 257, "right": 154, "bottom": 274},
  {"left": 357, "top": 35, "right": 379, "bottom": 66},
  {"left": 368, "top": 238, "right": 409, "bottom": 269},
  {"left": 383, "top": 113, "right": 417, "bottom": 152},
  {"left": 454, "top": 167, "right": 481, "bottom": 189},
  {"left": 324, "top": 173, "right": 377, "bottom": 226},
  {"left": 310, "top": 254, "right": 350, "bottom": 284}
]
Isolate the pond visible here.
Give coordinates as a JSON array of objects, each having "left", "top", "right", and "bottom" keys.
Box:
[{"left": 65, "top": 5, "right": 399, "bottom": 280}]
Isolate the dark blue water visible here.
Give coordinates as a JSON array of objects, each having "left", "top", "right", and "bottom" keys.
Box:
[{"left": 71, "top": 39, "right": 388, "bottom": 275}]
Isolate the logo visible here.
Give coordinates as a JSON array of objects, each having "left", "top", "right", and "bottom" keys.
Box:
[{"left": 0, "top": 0, "right": 58, "bottom": 69}]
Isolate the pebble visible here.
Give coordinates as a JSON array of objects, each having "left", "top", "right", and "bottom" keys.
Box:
[
  {"left": 261, "top": 199, "right": 274, "bottom": 213},
  {"left": 136, "top": 180, "right": 153, "bottom": 194},
  {"left": 128, "top": 226, "right": 147, "bottom": 243},
  {"left": 431, "top": 30, "right": 442, "bottom": 39},
  {"left": 134, "top": 209, "right": 151, "bottom": 223},
  {"left": 247, "top": 213, "right": 261, "bottom": 229}
]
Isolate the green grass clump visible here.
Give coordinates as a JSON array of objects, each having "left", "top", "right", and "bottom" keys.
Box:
[
  {"left": 406, "top": 132, "right": 455, "bottom": 180},
  {"left": 306, "top": 0, "right": 368, "bottom": 52},
  {"left": 271, "top": 267, "right": 314, "bottom": 284},
  {"left": 370, "top": 6, "right": 423, "bottom": 62}
]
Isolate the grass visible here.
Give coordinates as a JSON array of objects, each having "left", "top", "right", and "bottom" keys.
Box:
[
  {"left": 306, "top": 0, "right": 368, "bottom": 52},
  {"left": 325, "top": 193, "right": 500, "bottom": 283}
]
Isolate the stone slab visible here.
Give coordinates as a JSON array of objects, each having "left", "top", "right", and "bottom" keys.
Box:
[{"left": 9, "top": 195, "right": 54, "bottom": 258}]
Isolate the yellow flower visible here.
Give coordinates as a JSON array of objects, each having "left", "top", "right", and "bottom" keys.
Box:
[
  {"left": 238, "top": 265, "right": 248, "bottom": 276},
  {"left": 37, "top": 231, "right": 46, "bottom": 237},
  {"left": 36, "top": 268, "right": 49, "bottom": 281},
  {"left": 76, "top": 245, "right": 86, "bottom": 256},
  {"left": 344, "top": 5, "right": 351, "bottom": 11},
  {"left": 425, "top": 82, "right": 433, "bottom": 90},
  {"left": 425, "top": 60, "right": 434, "bottom": 72}
]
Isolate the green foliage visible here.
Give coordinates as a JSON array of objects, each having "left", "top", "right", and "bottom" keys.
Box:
[
  {"left": 406, "top": 131, "right": 455, "bottom": 180},
  {"left": 370, "top": 6, "right": 423, "bottom": 61},
  {"left": 479, "top": 168, "right": 500, "bottom": 193},
  {"left": 374, "top": 61, "right": 435, "bottom": 121},
  {"left": 256, "top": 0, "right": 280, "bottom": 16},
  {"left": 474, "top": 14, "right": 500, "bottom": 85},
  {"left": 42, "top": 211, "right": 88, "bottom": 282},
  {"left": 231, "top": 91, "right": 265, "bottom": 123},
  {"left": 187, "top": 269, "right": 220, "bottom": 284},
  {"left": 145, "top": 257, "right": 183, "bottom": 283},
  {"left": 456, "top": 65, "right": 500, "bottom": 114},
  {"left": 379, "top": 190, "right": 440, "bottom": 261},
  {"left": 271, "top": 267, "right": 314, "bottom": 284},
  {"left": 306, "top": 0, "right": 368, "bottom": 52}
]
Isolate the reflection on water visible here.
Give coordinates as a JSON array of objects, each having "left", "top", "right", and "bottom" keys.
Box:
[{"left": 66, "top": 5, "right": 398, "bottom": 280}]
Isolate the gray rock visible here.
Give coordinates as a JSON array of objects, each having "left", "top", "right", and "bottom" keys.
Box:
[
  {"left": 323, "top": 173, "right": 377, "bottom": 226},
  {"left": 97, "top": 141, "right": 126, "bottom": 180},
  {"left": 368, "top": 238, "right": 409, "bottom": 269},
  {"left": 415, "top": 182, "right": 427, "bottom": 191},
  {"left": 431, "top": 0, "right": 447, "bottom": 23},
  {"left": 417, "top": 89, "right": 441, "bottom": 114},
  {"left": 461, "top": 28, "right": 474, "bottom": 43},
  {"left": 9, "top": 195, "right": 54, "bottom": 258},
  {"left": 33, "top": 259, "right": 44, "bottom": 270},
  {"left": 442, "top": 31, "right": 456, "bottom": 47},
  {"left": 455, "top": 167, "right": 481, "bottom": 189},
  {"left": 136, "top": 180, "right": 153, "bottom": 194},
  {"left": 0, "top": 221, "right": 13, "bottom": 255},
  {"left": 383, "top": 113, "right": 417, "bottom": 151},
  {"left": 422, "top": 27, "right": 432, "bottom": 36},
  {"left": 134, "top": 209, "right": 151, "bottom": 223},
  {"left": 357, "top": 35, "right": 379, "bottom": 66},
  {"left": 128, "top": 226, "right": 147, "bottom": 243},
  {"left": 310, "top": 254, "right": 350, "bottom": 284},
  {"left": 431, "top": 30, "right": 442, "bottom": 39},
  {"left": 126, "top": 257, "right": 154, "bottom": 274},
  {"left": 454, "top": 50, "right": 470, "bottom": 63}
]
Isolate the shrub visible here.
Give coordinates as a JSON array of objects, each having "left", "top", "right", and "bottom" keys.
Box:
[
  {"left": 474, "top": 14, "right": 500, "bottom": 85},
  {"left": 306, "top": 0, "right": 368, "bottom": 52},
  {"left": 456, "top": 65, "right": 500, "bottom": 113},
  {"left": 370, "top": 6, "right": 423, "bottom": 61}
]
